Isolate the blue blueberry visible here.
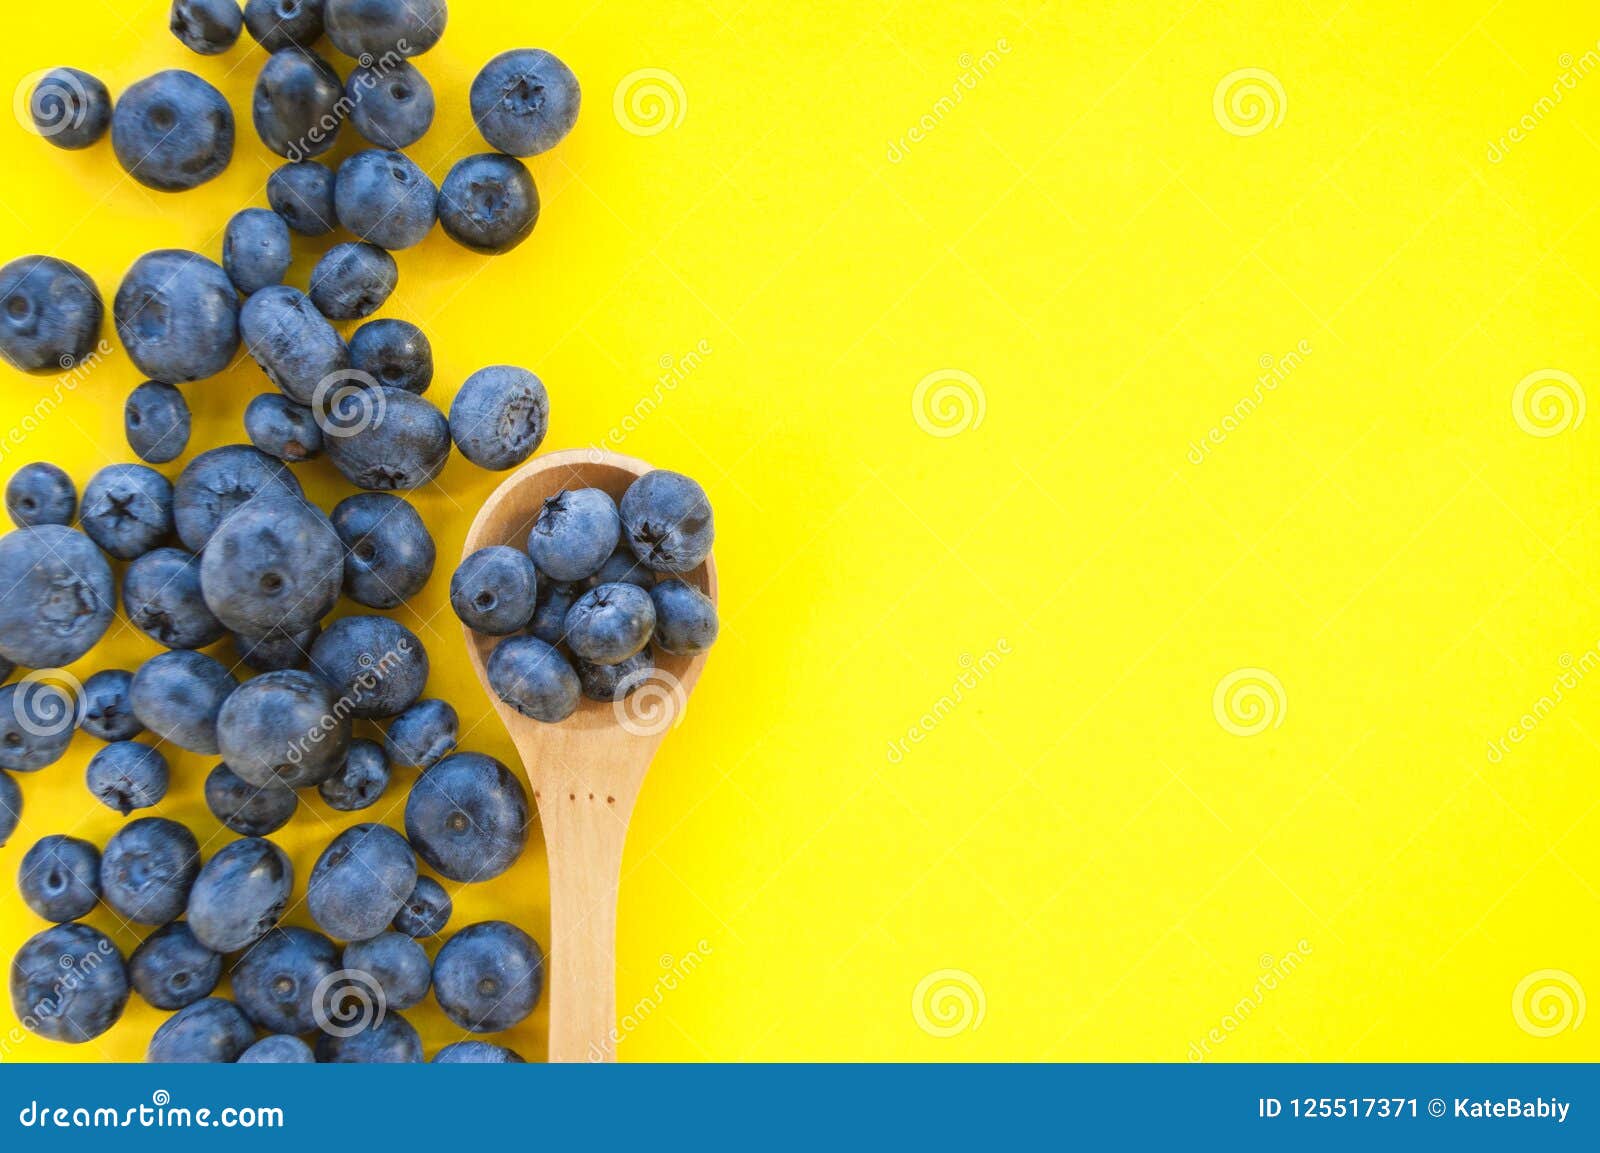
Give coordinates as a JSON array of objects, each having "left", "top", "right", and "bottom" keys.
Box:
[
  {"left": 240, "top": 284, "right": 352, "bottom": 406},
  {"left": 621, "top": 470, "right": 714, "bottom": 574},
  {"left": 0, "top": 526, "right": 114, "bottom": 667},
  {"left": 254, "top": 47, "right": 344, "bottom": 158},
  {"left": 29, "top": 68, "right": 111, "bottom": 150},
  {"left": 115, "top": 249, "right": 240, "bottom": 383},
  {"left": 232, "top": 926, "right": 339, "bottom": 1033},
  {"left": 470, "top": 49, "right": 580, "bottom": 157},
  {"left": 331, "top": 492, "right": 435, "bottom": 608},
  {"left": 123, "top": 548, "right": 222, "bottom": 650},
  {"left": 0, "top": 771, "right": 19, "bottom": 847},
  {"left": 0, "top": 681, "right": 76, "bottom": 771},
  {"left": 404, "top": 752, "right": 528, "bottom": 882},
  {"left": 528, "top": 488, "right": 620, "bottom": 582},
  {"left": 438, "top": 153, "right": 539, "bottom": 254},
  {"left": 343, "top": 931, "right": 430, "bottom": 1009},
  {"left": 528, "top": 579, "right": 578, "bottom": 647},
  {"left": 217, "top": 669, "right": 350, "bottom": 790},
  {"left": 239, "top": 1034, "right": 314, "bottom": 1062},
  {"left": 565, "top": 582, "right": 654, "bottom": 665},
  {"left": 324, "top": 387, "right": 451, "bottom": 490},
  {"left": 309, "top": 241, "right": 397, "bottom": 320},
  {"left": 198, "top": 490, "right": 344, "bottom": 636},
  {"left": 185, "top": 836, "right": 291, "bottom": 951},
  {"left": 487, "top": 635, "right": 579, "bottom": 723},
  {"left": 577, "top": 647, "right": 653, "bottom": 702},
  {"left": 317, "top": 736, "right": 390, "bottom": 810},
  {"left": 449, "top": 365, "right": 548, "bottom": 470},
  {"left": 6, "top": 462, "right": 76, "bottom": 527},
  {"left": 234, "top": 623, "right": 319, "bottom": 672},
  {"left": 589, "top": 544, "right": 657, "bottom": 590},
  {"left": 147, "top": 997, "right": 254, "bottom": 1062},
  {"left": 76, "top": 669, "right": 141, "bottom": 742},
  {"left": 130, "top": 650, "right": 238, "bottom": 754},
  {"left": 308, "top": 614, "right": 427, "bottom": 718},
  {"left": 348, "top": 59, "right": 434, "bottom": 148},
  {"left": 206, "top": 762, "right": 298, "bottom": 835},
  {"left": 392, "top": 874, "right": 450, "bottom": 937},
  {"left": 245, "top": 0, "right": 325, "bottom": 51},
  {"left": 223, "top": 208, "right": 292, "bottom": 296},
  {"left": 384, "top": 698, "right": 455, "bottom": 769},
  {"left": 19, "top": 835, "right": 100, "bottom": 921},
  {"left": 79, "top": 464, "right": 173, "bottom": 560},
  {"left": 245, "top": 393, "right": 323, "bottom": 462},
  {"left": 101, "top": 817, "right": 201, "bottom": 925},
  {"left": 326, "top": 0, "right": 447, "bottom": 57},
  {"left": 173, "top": 444, "right": 303, "bottom": 551},
  {"left": 315, "top": 1011, "right": 422, "bottom": 1062},
  {"left": 433, "top": 1040, "right": 524, "bottom": 1063},
  {"left": 334, "top": 149, "right": 437, "bottom": 250},
  {"left": 432, "top": 920, "right": 543, "bottom": 1032},
  {"left": 268, "top": 159, "right": 337, "bottom": 235},
  {"left": 450, "top": 546, "right": 538, "bottom": 635},
  {"left": 349, "top": 317, "right": 432, "bottom": 393},
  {"left": 11, "top": 923, "right": 128, "bottom": 1043},
  {"left": 170, "top": 0, "right": 243, "bottom": 54},
  {"left": 0, "top": 255, "right": 102, "bottom": 375},
  {"left": 125, "top": 381, "right": 191, "bottom": 464},
  {"left": 87, "top": 741, "right": 170, "bottom": 815},
  {"left": 111, "top": 71, "right": 234, "bottom": 192},
  {"left": 307, "top": 822, "right": 417, "bottom": 940},
  {"left": 128, "top": 922, "right": 221, "bottom": 1010},
  {"left": 650, "top": 577, "right": 717, "bottom": 655}
]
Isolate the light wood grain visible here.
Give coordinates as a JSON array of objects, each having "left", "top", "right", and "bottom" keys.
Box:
[{"left": 462, "top": 449, "right": 716, "bottom": 1063}]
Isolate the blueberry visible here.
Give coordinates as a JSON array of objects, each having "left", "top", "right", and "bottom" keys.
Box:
[
  {"left": 128, "top": 922, "right": 221, "bottom": 1010},
  {"left": 245, "top": 0, "right": 325, "bottom": 51},
  {"left": 588, "top": 544, "right": 657, "bottom": 590},
  {"left": 0, "top": 771, "right": 19, "bottom": 847},
  {"left": 349, "top": 318, "right": 431, "bottom": 393},
  {"left": 310, "top": 242, "right": 398, "bottom": 320},
  {"left": 205, "top": 762, "right": 298, "bottom": 835},
  {"left": 79, "top": 463, "right": 173, "bottom": 560},
  {"left": 438, "top": 153, "right": 539, "bottom": 254},
  {"left": 324, "top": 387, "right": 451, "bottom": 490},
  {"left": 115, "top": 249, "right": 240, "bottom": 383},
  {"left": 348, "top": 58, "right": 434, "bottom": 148},
  {"left": 223, "top": 208, "right": 292, "bottom": 296},
  {"left": 245, "top": 393, "right": 324, "bottom": 462},
  {"left": 231, "top": 926, "right": 339, "bottom": 1033},
  {"left": 130, "top": 650, "right": 238, "bottom": 754},
  {"left": 433, "top": 921, "right": 543, "bottom": 1032},
  {"left": 433, "top": 1040, "right": 524, "bottom": 1063},
  {"left": 0, "top": 255, "right": 102, "bottom": 375},
  {"left": 170, "top": 0, "right": 243, "bottom": 54},
  {"left": 239, "top": 1034, "right": 315, "bottom": 1062},
  {"left": 147, "top": 997, "right": 255, "bottom": 1062},
  {"left": 331, "top": 492, "right": 435, "bottom": 608},
  {"left": 651, "top": 578, "right": 718, "bottom": 654},
  {"left": 529, "top": 489, "right": 620, "bottom": 583},
  {"left": 471, "top": 49, "right": 580, "bottom": 157},
  {"left": 384, "top": 698, "right": 456, "bottom": 769},
  {"left": 315, "top": 1011, "right": 422, "bottom": 1062},
  {"left": 487, "top": 635, "right": 579, "bottom": 723},
  {"left": 186, "top": 836, "right": 291, "bottom": 951},
  {"left": 0, "top": 526, "right": 114, "bottom": 667},
  {"left": 240, "top": 284, "right": 352, "bottom": 406},
  {"left": 217, "top": 670, "right": 350, "bottom": 790},
  {"left": 29, "top": 68, "right": 112, "bottom": 150},
  {"left": 267, "top": 159, "right": 337, "bottom": 235},
  {"left": 577, "top": 647, "right": 654, "bottom": 702},
  {"left": 111, "top": 70, "right": 234, "bottom": 191},
  {"left": 333, "top": 149, "right": 437, "bottom": 250},
  {"left": 528, "top": 580, "right": 578, "bottom": 646},
  {"left": 307, "top": 822, "right": 417, "bottom": 940},
  {"left": 101, "top": 817, "right": 201, "bottom": 925},
  {"left": 125, "top": 381, "right": 192, "bottom": 464},
  {"left": 343, "top": 931, "right": 429, "bottom": 1009},
  {"left": 0, "top": 681, "right": 76, "bottom": 771},
  {"left": 308, "top": 614, "right": 427, "bottom": 718},
  {"left": 621, "top": 470, "right": 715, "bottom": 574},
  {"left": 199, "top": 491, "right": 344, "bottom": 636},
  {"left": 565, "top": 582, "right": 655, "bottom": 665},
  {"left": 449, "top": 365, "right": 548, "bottom": 470},
  {"left": 404, "top": 752, "right": 528, "bottom": 882},
  {"left": 233, "top": 622, "right": 319, "bottom": 672},
  {"left": 76, "top": 669, "right": 142, "bottom": 742},
  {"left": 121, "top": 549, "right": 221, "bottom": 651},
  {"left": 450, "top": 546, "right": 538, "bottom": 635},
  {"left": 10, "top": 923, "right": 128, "bottom": 1043},
  {"left": 173, "top": 444, "right": 303, "bottom": 551},
  {"left": 19, "top": 835, "right": 100, "bottom": 921},
  {"left": 325, "top": 0, "right": 447, "bottom": 58},
  {"left": 317, "top": 736, "right": 389, "bottom": 810},
  {"left": 392, "top": 874, "right": 450, "bottom": 937},
  {"left": 87, "top": 742, "right": 170, "bottom": 815},
  {"left": 254, "top": 47, "right": 345, "bottom": 158},
  {"left": 6, "top": 462, "right": 76, "bottom": 527}
]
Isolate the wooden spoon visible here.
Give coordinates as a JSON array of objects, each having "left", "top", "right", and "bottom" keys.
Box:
[{"left": 461, "top": 448, "right": 717, "bottom": 1063}]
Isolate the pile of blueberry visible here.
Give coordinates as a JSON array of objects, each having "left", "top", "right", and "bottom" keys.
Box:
[{"left": 0, "top": 0, "right": 704, "bottom": 1064}]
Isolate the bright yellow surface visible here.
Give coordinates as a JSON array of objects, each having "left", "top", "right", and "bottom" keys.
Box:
[{"left": 1, "top": 0, "right": 1597, "bottom": 1063}]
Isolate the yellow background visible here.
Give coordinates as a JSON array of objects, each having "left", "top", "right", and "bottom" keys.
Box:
[{"left": 1, "top": 0, "right": 1597, "bottom": 1062}]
